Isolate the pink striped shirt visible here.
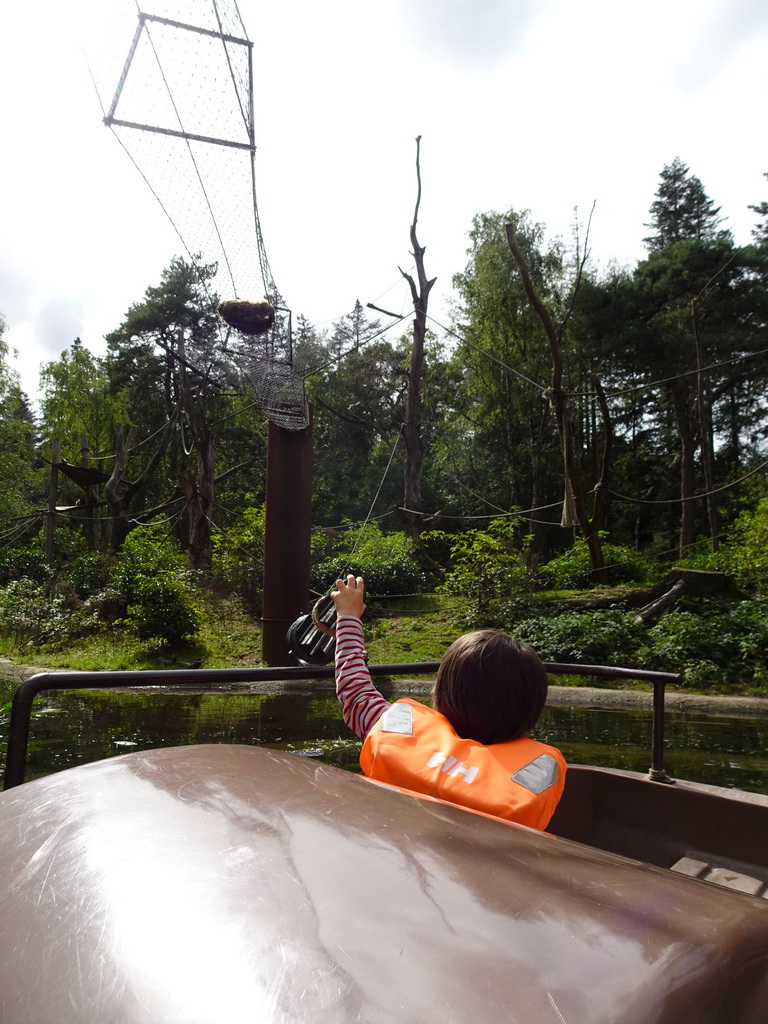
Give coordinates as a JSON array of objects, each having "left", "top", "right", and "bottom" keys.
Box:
[{"left": 334, "top": 616, "right": 389, "bottom": 739}]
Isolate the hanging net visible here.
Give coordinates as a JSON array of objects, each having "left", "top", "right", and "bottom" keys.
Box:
[{"left": 88, "top": 1, "right": 306, "bottom": 427}]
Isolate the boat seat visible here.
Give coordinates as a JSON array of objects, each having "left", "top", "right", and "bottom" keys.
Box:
[{"left": 671, "top": 855, "right": 768, "bottom": 898}]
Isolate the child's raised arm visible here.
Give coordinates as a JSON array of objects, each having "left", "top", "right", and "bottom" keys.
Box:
[
  {"left": 331, "top": 575, "right": 366, "bottom": 619},
  {"left": 331, "top": 575, "right": 388, "bottom": 739}
]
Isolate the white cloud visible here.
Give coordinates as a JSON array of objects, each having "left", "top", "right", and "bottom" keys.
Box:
[
  {"left": 674, "top": 0, "right": 768, "bottom": 90},
  {"left": 396, "top": 0, "right": 537, "bottom": 72}
]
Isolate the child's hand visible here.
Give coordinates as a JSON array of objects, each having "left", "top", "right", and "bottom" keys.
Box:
[{"left": 331, "top": 575, "right": 366, "bottom": 619}]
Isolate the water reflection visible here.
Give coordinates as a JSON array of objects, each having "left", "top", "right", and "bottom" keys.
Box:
[{"left": 5, "top": 689, "right": 768, "bottom": 794}]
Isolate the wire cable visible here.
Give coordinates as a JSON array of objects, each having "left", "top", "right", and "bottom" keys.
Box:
[
  {"left": 426, "top": 314, "right": 548, "bottom": 393},
  {"left": 607, "top": 457, "right": 768, "bottom": 505},
  {"left": 302, "top": 314, "right": 410, "bottom": 380},
  {"left": 349, "top": 430, "right": 403, "bottom": 557}
]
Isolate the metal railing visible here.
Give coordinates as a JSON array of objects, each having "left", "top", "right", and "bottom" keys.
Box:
[{"left": 2, "top": 662, "right": 682, "bottom": 789}]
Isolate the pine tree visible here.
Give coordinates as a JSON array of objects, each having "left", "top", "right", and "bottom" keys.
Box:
[{"left": 644, "top": 158, "right": 729, "bottom": 251}]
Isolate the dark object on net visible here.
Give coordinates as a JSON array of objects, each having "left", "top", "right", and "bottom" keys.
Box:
[
  {"left": 286, "top": 596, "right": 337, "bottom": 666},
  {"left": 218, "top": 300, "right": 275, "bottom": 336}
]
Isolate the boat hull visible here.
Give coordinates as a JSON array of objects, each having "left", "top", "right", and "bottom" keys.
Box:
[{"left": 0, "top": 745, "right": 767, "bottom": 1023}]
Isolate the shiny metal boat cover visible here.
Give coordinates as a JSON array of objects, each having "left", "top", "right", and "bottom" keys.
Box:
[{"left": 0, "top": 744, "right": 767, "bottom": 1023}]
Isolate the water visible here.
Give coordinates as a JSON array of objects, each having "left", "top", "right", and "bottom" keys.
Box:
[{"left": 5, "top": 688, "right": 768, "bottom": 794}]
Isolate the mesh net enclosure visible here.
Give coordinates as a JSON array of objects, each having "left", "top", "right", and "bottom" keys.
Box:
[
  {"left": 243, "top": 359, "right": 307, "bottom": 431},
  {"left": 89, "top": 1, "right": 305, "bottom": 427}
]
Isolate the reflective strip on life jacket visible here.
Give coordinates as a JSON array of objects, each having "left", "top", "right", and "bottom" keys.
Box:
[{"left": 360, "top": 699, "right": 566, "bottom": 831}]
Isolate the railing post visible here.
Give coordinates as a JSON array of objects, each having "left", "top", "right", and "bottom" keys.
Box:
[
  {"left": 4, "top": 690, "right": 36, "bottom": 790},
  {"left": 648, "top": 678, "right": 674, "bottom": 783}
]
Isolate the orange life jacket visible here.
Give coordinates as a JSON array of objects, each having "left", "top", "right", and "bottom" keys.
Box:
[{"left": 360, "top": 699, "right": 566, "bottom": 831}]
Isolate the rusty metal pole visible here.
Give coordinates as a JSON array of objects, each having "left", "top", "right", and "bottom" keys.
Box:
[{"left": 261, "top": 408, "right": 313, "bottom": 665}]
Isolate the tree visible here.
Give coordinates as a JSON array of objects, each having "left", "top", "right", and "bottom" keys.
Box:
[
  {"left": 40, "top": 339, "right": 126, "bottom": 456},
  {"left": 584, "top": 238, "right": 768, "bottom": 557},
  {"left": 448, "top": 210, "right": 569, "bottom": 562},
  {"left": 749, "top": 173, "right": 768, "bottom": 245},
  {"left": 505, "top": 219, "right": 609, "bottom": 582},
  {"left": 301, "top": 323, "right": 410, "bottom": 527},
  {"left": 399, "top": 136, "right": 437, "bottom": 551},
  {"left": 644, "top": 158, "right": 730, "bottom": 252},
  {"left": 326, "top": 300, "right": 381, "bottom": 356},
  {"left": 0, "top": 315, "right": 38, "bottom": 532},
  {"left": 104, "top": 257, "right": 232, "bottom": 565},
  {"left": 38, "top": 340, "right": 130, "bottom": 552}
]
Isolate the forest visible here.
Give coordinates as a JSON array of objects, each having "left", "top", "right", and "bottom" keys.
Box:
[{"left": 1, "top": 158, "right": 768, "bottom": 691}]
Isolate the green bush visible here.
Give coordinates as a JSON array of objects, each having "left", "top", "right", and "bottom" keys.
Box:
[
  {"left": 638, "top": 602, "right": 768, "bottom": 687},
  {"left": 425, "top": 519, "right": 533, "bottom": 625},
  {"left": 498, "top": 599, "right": 768, "bottom": 689},
  {"left": 539, "top": 535, "right": 652, "bottom": 590},
  {"left": 705, "top": 499, "right": 768, "bottom": 595},
  {"left": 510, "top": 609, "right": 647, "bottom": 665},
  {"left": 0, "top": 577, "right": 100, "bottom": 648},
  {"left": 125, "top": 574, "right": 201, "bottom": 644},
  {"left": 0, "top": 547, "right": 49, "bottom": 587},
  {"left": 312, "top": 524, "right": 426, "bottom": 596},
  {"left": 112, "top": 525, "right": 187, "bottom": 603},
  {"left": 211, "top": 505, "right": 265, "bottom": 601},
  {"left": 68, "top": 554, "right": 111, "bottom": 599},
  {"left": 312, "top": 555, "right": 425, "bottom": 596}
]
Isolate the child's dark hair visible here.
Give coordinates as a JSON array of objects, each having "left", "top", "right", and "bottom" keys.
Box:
[{"left": 433, "top": 629, "right": 548, "bottom": 745}]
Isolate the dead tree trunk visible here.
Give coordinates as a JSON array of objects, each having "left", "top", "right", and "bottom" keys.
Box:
[
  {"left": 399, "top": 136, "right": 436, "bottom": 548},
  {"left": 505, "top": 225, "right": 608, "bottom": 583}
]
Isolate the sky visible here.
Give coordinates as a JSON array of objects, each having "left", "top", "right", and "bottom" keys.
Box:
[{"left": 1, "top": 0, "right": 767, "bottom": 403}]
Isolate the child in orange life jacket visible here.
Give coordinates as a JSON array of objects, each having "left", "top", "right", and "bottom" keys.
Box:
[{"left": 332, "top": 574, "right": 566, "bottom": 831}]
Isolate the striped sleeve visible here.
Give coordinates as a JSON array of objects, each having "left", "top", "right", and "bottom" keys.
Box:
[{"left": 335, "top": 616, "right": 389, "bottom": 739}]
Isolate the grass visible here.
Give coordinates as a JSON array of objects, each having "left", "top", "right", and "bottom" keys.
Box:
[
  {"left": 1, "top": 594, "right": 264, "bottom": 672},
  {"left": 1, "top": 595, "right": 465, "bottom": 675},
  {"left": 1, "top": 590, "right": 767, "bottom": 699},
  {"left": 362, "top": 596, "right": 466, "bottom": 670}
]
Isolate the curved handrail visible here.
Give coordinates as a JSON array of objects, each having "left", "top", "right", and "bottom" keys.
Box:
[{"left": 2, "top": 662, "right": 681, "bottom": 789}]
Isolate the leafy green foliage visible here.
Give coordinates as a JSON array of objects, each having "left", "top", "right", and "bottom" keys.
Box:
[
  {"left": 638, "top": 603, "right": 768, "bottom": 689},
  {"left": 495, "top": 598, "right": 768, "bottom": 690},
  {"left": 707, "top": 499, "right": 768, "bottom": 594},
  {"left": 511, "top": 609, "right": 647, "bottom": 666},
  {"left": 0, "top": 320, "right": 39, "bottom": 524},
  {"left": 39, "top": 339, "right": 128, "bottom": 457},
  {"left": 211, "top": 504, "right": 266, "bottom": 602},
  {"left": 111, "top": 525, "right": 187, "bottom": 603},
  {"left": 110, "top": 525, "right": 200, "bottom": 645},
  {"left": 0, "top": 578, "right": 100, "bottom": 649},
  {"left": 539, "top": 535, "right": 653, "bottom": 589},
  {"left": 125, "top": 575, "right": 201, "bottom": 644},
  {"left": 427, "top": 519, "right": 533, "bottom": 625},
  {"left": 68, "top": 555, "right": 111, "bottom": 599},
  {"left": 439, "top": 210, "right": 564, "bottom": 553},
  {"left": 0, "top": 548, "right": 49, "bottom": 586},
  {"left": 311, "top": 524, "right": 425, "bottom": 596}
]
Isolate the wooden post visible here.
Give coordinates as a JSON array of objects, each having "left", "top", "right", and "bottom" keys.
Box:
[
  {"left": 261, "top": 411, "right": 313, "bottom": 666},
  {"left": 45, "top": 439, "right": 61, "bottom": 559}
]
